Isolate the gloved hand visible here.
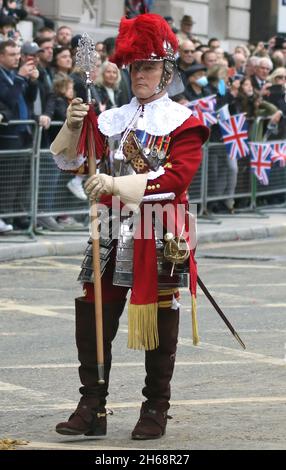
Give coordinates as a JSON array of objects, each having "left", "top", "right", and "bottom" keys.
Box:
[
  {"left": 84, "top": 174, "right": 114, "bottom": 201},
  {"left": 67, "top": 98, "right": 89, "bottom": 130},
  {"left": 84, "top": 173, "right": 149, "bottom": 211}
]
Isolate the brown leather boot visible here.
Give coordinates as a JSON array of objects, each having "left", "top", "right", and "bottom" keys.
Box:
[
  {"left": 56, "top": 298, "right": 125, "bottom": 436},
  {"left": 56, "top": 397, "right": 107, "bottom": 436},
  {"left": 132, "top": 306, "right": 179, "bottom": 439},
  {"left": 131, "top": 402, "right": 168, "bottom": 440}
]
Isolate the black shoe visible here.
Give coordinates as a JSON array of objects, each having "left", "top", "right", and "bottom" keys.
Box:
[{"left": 13, "top": 217, "right": 30, "bottom": 230}]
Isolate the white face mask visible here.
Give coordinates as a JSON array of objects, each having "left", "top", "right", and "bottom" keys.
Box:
[{"left": 195, "top": 76, "right": 208, "bottom": 88}]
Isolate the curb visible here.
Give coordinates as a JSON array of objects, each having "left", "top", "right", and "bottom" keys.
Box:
[
  {"left": 198, "top": 223, "right": 286, "bottom": 244},
  {"left": 1, "top": 223, "right": 286, "bottom": 262},
  {"left": 0, "top": 238, "right": 86, "bottom": 262}
]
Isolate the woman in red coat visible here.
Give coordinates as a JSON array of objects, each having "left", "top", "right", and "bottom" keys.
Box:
[{"left": 51, "top": 14, "right": 209, "bottom": 441}]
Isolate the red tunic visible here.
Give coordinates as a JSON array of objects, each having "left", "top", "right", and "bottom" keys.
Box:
[{"left": 144, "top": 115, "right": 209, "bottom": 202}]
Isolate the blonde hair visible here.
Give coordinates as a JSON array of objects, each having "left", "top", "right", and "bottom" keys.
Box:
[
  {"left": 96, "top": 61, "right": 121, "bottom": 89},
  {"left": 53, "top": 72, "right": 74, "bottom": 96},
  {"left": 234, "top": 44, "right": 250, "bottom": 59},
  {"left": 207, "top": 64, "right": 228, "bottom": 83},
  {"left": 268, "top": 67, "right": 286, "bottom": 84}
]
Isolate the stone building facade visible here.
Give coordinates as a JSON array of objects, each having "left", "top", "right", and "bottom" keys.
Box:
[{"left": 36, "top": 0, "right": 255, "bottom": 51}]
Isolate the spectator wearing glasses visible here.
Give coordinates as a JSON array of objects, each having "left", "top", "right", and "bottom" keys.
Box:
[{"left": 177, "top": 39, "right": 197, "bottom": 87}]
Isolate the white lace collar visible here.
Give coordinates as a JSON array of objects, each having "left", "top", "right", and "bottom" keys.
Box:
[{"left": 98, "top": 93, "right": 192, "bottom": 137}]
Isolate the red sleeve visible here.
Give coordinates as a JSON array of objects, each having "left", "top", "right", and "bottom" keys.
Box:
[{"left": 144, "top": 117, "right": 209, "bottom": 198}]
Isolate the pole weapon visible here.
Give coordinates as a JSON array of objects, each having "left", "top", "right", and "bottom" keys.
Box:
[{"left": 76, "top": 33, "right": 105, "bottom": 384}]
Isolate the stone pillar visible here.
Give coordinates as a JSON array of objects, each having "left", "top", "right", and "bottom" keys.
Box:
[
  {"left": 153, "top": 0, "right": 209, "bottom": 40},
  {"left": 36, "top": 0, "right": 59, "bottom": 19},
  {"left": 36, "top": 0, "right": 125, "bottom": 40},
  {"left": 36, "top": 0, "right": 251, "bottom": 48},
  {"left": 226, "top": 0, "right": 251, "bottom": 50},
  {"left": 208, "top": 0, "right": 228, "bottom": 40}
]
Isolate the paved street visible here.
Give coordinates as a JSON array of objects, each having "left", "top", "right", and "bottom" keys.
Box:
[{"left": 0, "top": 236, "right": 286, "bottom": 450}]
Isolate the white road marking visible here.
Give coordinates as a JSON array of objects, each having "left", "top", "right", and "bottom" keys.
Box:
[
  {"left": 0, "top": 381, "right": 76, "bottom": 406},
  {"left": 0, "top": 265, "right": 79, "bottom": 271},
  {"left": 118, "top": 328, "right": 286, "bottom": 368},
  {"left": 2, "top": 396, "right": 286, "bottom": 413},
  {"left": 265, "top": 303, "right": 286, "bottom": 308},
  {"left": 0, "top": 360, "right": 257, "bottom": 370},
  {"left": 200, "top": 263, "right": 286, "bottom": 270},
  {"left": 179, "top": 339, "right": 286, "bottom": 367},
  {"left": 206, "top": 284, "right": 286, "bottom": 288},
  {"left": 109, "top": 397, "right": 286, "bottom": 408},
  {"left": 0, "top": 300, "right": 73, "bottom": 320}
]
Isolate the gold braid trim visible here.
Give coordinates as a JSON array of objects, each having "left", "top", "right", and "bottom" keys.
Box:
[{"left": 128, "top": 303, "right": 159, "bottom": 351}]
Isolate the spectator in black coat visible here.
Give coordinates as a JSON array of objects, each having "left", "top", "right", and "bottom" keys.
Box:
[
  {"left": 0, "top": 39, "right": 37, "bottom": 224},
  {"left": 0, "top": 39, "right": 37, "bottom": 148},
  {"left": 48, "top": 74, "right": 88, "bottom": 203},
  {"left": 71, "top": 58, "right": 105, "bottom": 115},
  {"left": 183, "top": 63, "right": 211, "bottom": 101},
  {"left": 48, "top": 73, "right": 74, "bottom": 139},
  {"left": 2, "top": 0, "right": 27, "bottom": 22},
  {"left": 95, "top": 61, "right": 124, "bottom": 110},
  {"left": 265, "top": 67, "right": 286, "bottom": 139}
]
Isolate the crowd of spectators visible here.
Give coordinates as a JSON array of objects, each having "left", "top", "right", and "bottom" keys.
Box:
[{"left": 0, "top": 3, "right": 286, "bottom": 232}]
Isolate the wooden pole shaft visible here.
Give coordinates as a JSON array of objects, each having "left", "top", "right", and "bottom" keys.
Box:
[{"left": 88, "top": 123, "right": 105, "bottom": 384}]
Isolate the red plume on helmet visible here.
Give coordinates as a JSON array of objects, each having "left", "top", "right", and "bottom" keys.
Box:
[{"left": 110, "top": 13, "right": 179, "bottom": 67}]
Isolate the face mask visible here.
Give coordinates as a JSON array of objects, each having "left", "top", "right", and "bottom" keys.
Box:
[
  {"left": 218, "top": 78, "right": 226, "bottom": 96},
  {"left": 195, "top": 76, "right": 208, "bottom": 88}
]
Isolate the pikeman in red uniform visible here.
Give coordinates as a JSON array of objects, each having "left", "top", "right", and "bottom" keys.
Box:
[{"left": 51, "top": 13, "right": 209, "bottom": 440}]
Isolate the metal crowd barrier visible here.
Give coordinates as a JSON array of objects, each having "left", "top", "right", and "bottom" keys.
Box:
[
  {"left": 33, "top": 122, "right": 89, "bottom": 233},
  {"left": 202, "top": 116, "right": 286, "bottom": 216},
  {"left": 188, "top": 145, "right": 206, "bottom": 215},
  {"left": 251, "top": 117, "right": 286, "bottom": 210},
  {"left": 0, "top": 120, "right": 38, "bottom": 239},
  {"left": 0, "top": 117, "right": 286, "bottom": 238},
  {"left": 204, "top": 142, "right": 252, "bottom": 210}
]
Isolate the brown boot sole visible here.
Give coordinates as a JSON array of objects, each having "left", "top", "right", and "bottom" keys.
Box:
[
  {"left": 56, "top": 427, "right": 106, "bottom": 437},
  {"left": 56, "top": 427, "right": 85, "bottom": 436},
  {"left": 131, "top": 431, "right": 165, "bottom": 440}
]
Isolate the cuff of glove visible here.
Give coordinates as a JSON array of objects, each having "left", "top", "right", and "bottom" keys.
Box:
[
  {"left": 113, "top": 174, "right": 148, "bottom": 211},
  {"left": 50, "top": 121, "right": 83, "bottom": 159}
]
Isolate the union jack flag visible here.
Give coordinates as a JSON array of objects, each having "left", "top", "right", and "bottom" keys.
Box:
[
  {"left": 270, "top": 142, "right": 286, "bottom": 167},
  {"left": 189, "top": 95, "right": 217, "bottom": 128},
  {"left": 219, "top": 114, "right": 249, "bottom": 160},
  {"left": 249, "top": 142, "right": 273, "bottom": 185}
]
